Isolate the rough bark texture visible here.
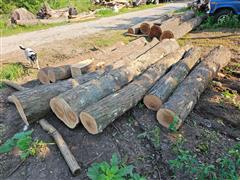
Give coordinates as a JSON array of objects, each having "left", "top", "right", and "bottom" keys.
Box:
[
  {"left": 48, "top": 65, "right": 71, "bottom": 83},
  {"left": 144, "top": 47, "right": 202, "bottom": 111},
  {"left": 171, "top": 15, "right": 206, "bottom": 39},
  {"left": 156, "top": 46, "right": 231, "bottom": 130},
  {"left": 39, "top": 119, "right": 81, "bottom": 176},
  {"left": 9, "top": 70, "right": 107, "bottom": 125},
  {"left": 37, "top": 67, "right": 51, "bottom": 84},
  {"left": 50, "top": 39, "right": 180, "bottom": 128},
  {"left": 80, "top": 46, "right": 190, "bottom": 134}
]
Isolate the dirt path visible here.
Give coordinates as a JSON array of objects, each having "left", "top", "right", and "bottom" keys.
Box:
[{"left": 1, "top": 2, "right": 187, "bottom": 57}]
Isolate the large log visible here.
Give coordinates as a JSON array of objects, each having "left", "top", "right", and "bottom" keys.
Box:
[
  {"left": 156, "top": 46, "right": 231, "bottom": 130},
  {"left": 50, "top": 39, "right": 180, "bottom": 128},
  {"left": 48, "top": 65, "right": 72, "bottom": 83},
  {"left": 144, "top": 47, "right": 202, "bottom": 111},
  {"left": 9, "top": 70, "right": 106, "bottom": 125},
  {"left": 79, "top": 46, "right": 191, "bottom": 134}
]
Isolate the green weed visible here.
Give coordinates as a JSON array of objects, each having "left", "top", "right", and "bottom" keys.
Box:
[
  {"left": 87, "top": 153, "right": 145, "bottom": 180},
  {"left": 138, "top": 127, "right": 161, "bottom": 148},
  {"left": 221, "top": 90, "right": 240, "bottom": 110}
]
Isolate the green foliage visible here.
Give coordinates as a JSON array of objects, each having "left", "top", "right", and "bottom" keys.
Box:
[
  {"left": 87, "top": 153, "right": 145, "bottom": 180},
  {"left": 200, "top": 15, "right": 240, "bottom": 29},
  {"left": 169, "top": 141, "right": 240, "bottom": 180},
  {"left": 174, "top": 7, "right": 191, "bottom": 14},
  {"left": 138, "top": 127, "right": 161, "bottom": 148},
  {"left": 221, "top": 90, "right": 240, "bottom": 110},
  {"left": 168, "top": 113, "right": 180, "bottom": 132}
]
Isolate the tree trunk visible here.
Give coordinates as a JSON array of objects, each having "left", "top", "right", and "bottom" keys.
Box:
[
  {"left": 79, "top": 46, "right": 190, "bottom": 134},
  {"left": 50, "top": 39, "right": 180, "bottom": 128},
  {"left": 144, "top": 47, "right": 202, "bottom": 111},
  {"left": 9, "top": 70, "right": 106, "bottom": 125},
  {"left": 48, "top": 65, "right": 72, "bottom": 83},
  {"left": 156, "top": 46, "right": 231, "bottom": 130},
  {"left": 171, "top": 15, "right": 206, "bottom": 39},
  {"left": 70, "top": 59, "right": 93, "bottom": 78},
  {"left": 38, "top": 67, "right": 51, "bottom": 84}
]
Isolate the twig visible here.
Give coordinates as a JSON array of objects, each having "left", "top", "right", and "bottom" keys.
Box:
[
  {"left": 6, "top": 160, "right": 25, "bottom": 177},
  {"left": 85, "top": 152, "right": 104, "bottom": 166}
]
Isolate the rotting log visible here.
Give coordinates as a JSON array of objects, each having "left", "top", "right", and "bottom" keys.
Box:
[
  {"left": 39, "top": 119, "right": 81, "bottom": 176},
  {"left": 48, "top": 65, "right": 72, "bottom": 83},
  {"left": 79, "top": 46, "right": 191, "bottom": 134},
  {"left": 70, "top": 59, "right": 93, "bottom": 78},
  {"left": 38, "top": 67, "right": 51, "bottom": 84},
  {"left": 156, "top": 46, "right": 231, "bottom": 130},
  {"left": 171, "top": 15, "right": 207, "bottom": 39},
  {"left": 50, "top": 39, "right": 180, "bottom": 128},
  {"left": 144, "top": 47, "right": 202, "bottom": 111},
  {"left": 9, "top": 70, "right": 106, "bottom": 125}
]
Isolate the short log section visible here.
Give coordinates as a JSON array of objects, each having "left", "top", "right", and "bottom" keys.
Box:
[
  {"left": 156, "top": 46, "right": 231, "bottom": 130},
  {"left": 38, "top": 67, "right": 51, "bottom": 84},
  {"left": 70, "top": 59, "right": 93, "bottom": 78},
  {"left": 48, "top": 65, "right": 72, "bottom": 83}
]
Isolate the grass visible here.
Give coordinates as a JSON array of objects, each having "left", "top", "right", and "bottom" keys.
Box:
[
  {"left": 1, "top": 3, "right": 164, "bottom": 37},
  {"left": 0, "top": 63, "right": 27, "bottom": 88},
  {"left": 220, "top": 90, "right": 240, "bottom": 110}
]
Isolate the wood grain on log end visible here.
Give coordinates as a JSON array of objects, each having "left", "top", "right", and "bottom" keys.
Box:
[
  {"left": 149, "top": 25, "right": 162, "bottom": 40},
  {"left": 50, "top": 97, "right": 79, "bottom": 128},
  {"left": 143, "top": 94, "right": 162, "bottom": 111},
  {"left": 80, "top": 112, "right": 98, "bottom": 134},
  {"left": 160, "top": 30, "right": 174, "bottom": 41},
  {"left": 140, "top": 23, "right": 151, "bottom": 35},
  {"left": 156, "top": 108, "right": 182, "bottom": 130},
  {"left": 9, "top": 95, "right": 29, "bottom": 125},
  {"left": 37, "top": 67, "right": 50, "bottom": 84}
]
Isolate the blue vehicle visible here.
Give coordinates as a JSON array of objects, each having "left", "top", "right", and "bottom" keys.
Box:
[{"left": 208, "top": 0, "right": 240, "bottom": 22}]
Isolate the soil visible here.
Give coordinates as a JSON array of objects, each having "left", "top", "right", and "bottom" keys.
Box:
[{"left": 0, "top": 29, "right": 240, "bottom": 180}]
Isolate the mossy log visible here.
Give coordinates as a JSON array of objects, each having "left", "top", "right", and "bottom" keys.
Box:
[
  {"left": 144, "top": 47, "right": 202, "bottom": 111},
  {"left": 157, "top": 46, "right": 231, "bottom": 130},
  {"left": 79, "top": 46, "right": 190, "bottom": 134},
  {"left": 50, "top": 39, "right": 180, "bottom": 128}
]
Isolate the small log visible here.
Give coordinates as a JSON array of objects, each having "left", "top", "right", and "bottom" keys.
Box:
[
  {"left": 50, "top": 39, "right": 180, "bottom": 128},
  {"left": 3, "top": 80, "right": 27, "bottom": 91},
  {"left": 70, "top": 59, "right": 94, "bottom": 78},
  {"left": 9, "top": 70, "right": 106, "bottom": 125},
  {"left": 156, "top": 46, "right": 231, "bottom": 130},
  {"left": 39, "top": 119, "right": 81, "bottom": 176},
  {"left": 159, "top": 30, "right": 174, "bottom": 41},
  {"left": 48, "top": 65, "right": 71, "bottom": 83},
  {"left": 144, "top": 47, "right": 202, "bottom": 111},
  {"left": 37, "top": 67, "right": 51, "bottom": 84},
  {"left": 79, "top": 46, "right": 190, "bottom": 134}
]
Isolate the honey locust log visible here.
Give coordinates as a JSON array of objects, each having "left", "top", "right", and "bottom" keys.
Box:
[
  {"left": 157, "top": 46, "right": 231, "bottom": 130},
  {"left": 50, "top": 39, "right": 180, "bottom": 128},
  {"left": 171, "top": 15, "right": 207, "bottom": 39},
  {"left": 48, "top": 65, "right": 72, "bottom": 83},
  {"left": 9, "top": 70, "right": 106, "bottom": 125},
  {"left": 39, "top": 119, "right": 81, "bottom": 176},
  {"left": 38, "top": 67, "right": 51, "bottom": 84},
  {"left": 144, "top": 47, "right": 202, "bottom": 111},
  {"left": 79, "top": 46, "right": 191, "bottom": 134},
  {"left": 70, "top": 59, "right": 93, "bottom": 78}
]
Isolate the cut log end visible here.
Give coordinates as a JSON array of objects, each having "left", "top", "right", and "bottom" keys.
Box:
[
  {"left": 149, "top": 25, "right": 162, "bottom": 40},
  {"left": 37, "top": 69, "right": 50, "bottom": 84},
  {"left": 156, "top": 108, "right": 182, "bottom": 130},
  {"left": 50, "top": 98, "right": 79, "bottom": 129},
  {"left": 80, "top": 112, "right": 98, "bottom": 134},
  {"left": 127, "top": 28, "right": 134, "bottom": 34},
  {"left": 9, "top": 95, "right": 29, "bottom": 126},
  {"left": 143, "top": 95, "right": 162, "bottom": 111},
  {"left": 140, "top": 23, "right": 150, "bottom": 35},
  {"left": 160, "top": 30, "right": 174, "bottom": 41}
]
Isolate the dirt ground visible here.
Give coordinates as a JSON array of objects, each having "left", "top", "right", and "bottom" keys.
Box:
[{"left": 0, "top": 29, "right": 240, "bottom": 180}]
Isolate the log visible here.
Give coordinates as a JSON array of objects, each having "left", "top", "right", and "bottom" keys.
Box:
[
  {"left": 38, "top": 67, "right": 51, "bottom": 84},
  {"left": 127, "top": 25, "right": 141, "bottom": 35},
  {"left": 79, "top": 46, "right": 191, "bottom": 134},
  {"left": 171, "top": 15, "right": 207, "bottom": 39},
  {"left": 144, "top": 47, "right": 202, "bottom": 111},
  {"left": 9, "top": 70, "right": 106, "bottom": 125},
  {"left": 48, "top": 65, "right": 71, "bottom": 83},
  {"left": 148, "top": 25, "right": 162, "bottom": 40},
  {"left": 156, "top": 46, "right": 231, "bottom": 130},
  {"left": 3, "top": 80, "right": 27, "bottom": 91},
  {"left": 50, "top": 39, "right": 180, "bottom": 128},
  {"left": 39, "top": 119, "right": 81, "bottom": 176},
  {"left": 70, "top": 59, "right": 93, "bottom": 78},
  {"left": 159, "top": 30, "right": 174, "bottom": 41}
]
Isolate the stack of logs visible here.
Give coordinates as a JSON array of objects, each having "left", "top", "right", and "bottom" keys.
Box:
[{"left": 7, "top": 10, "right": 230, "bottom": 136}]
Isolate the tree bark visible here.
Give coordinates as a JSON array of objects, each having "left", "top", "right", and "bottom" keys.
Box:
[
  {"left": 39, "top": 119, "right": 81, "bottom": 176},
  {"left": 79, "top": 46, "right": 190, "bottom": 134},
  {"left": 9, "top": 70, "right": 106, "bottom": 125},
  {"left": 156, "top": 46, "right": 231, "bottom": 130},
  {"left": 50, "top": 39, "right": 180, "bottom": 128},
  {"left": 144, "top": 47, "right": 202, "bottom": 111},
  {"left": 48, "top": 65, "right": 72, "bottom": 83},
  {"left": 38, "top": 67, "right": 51, "bottom": 84}
]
